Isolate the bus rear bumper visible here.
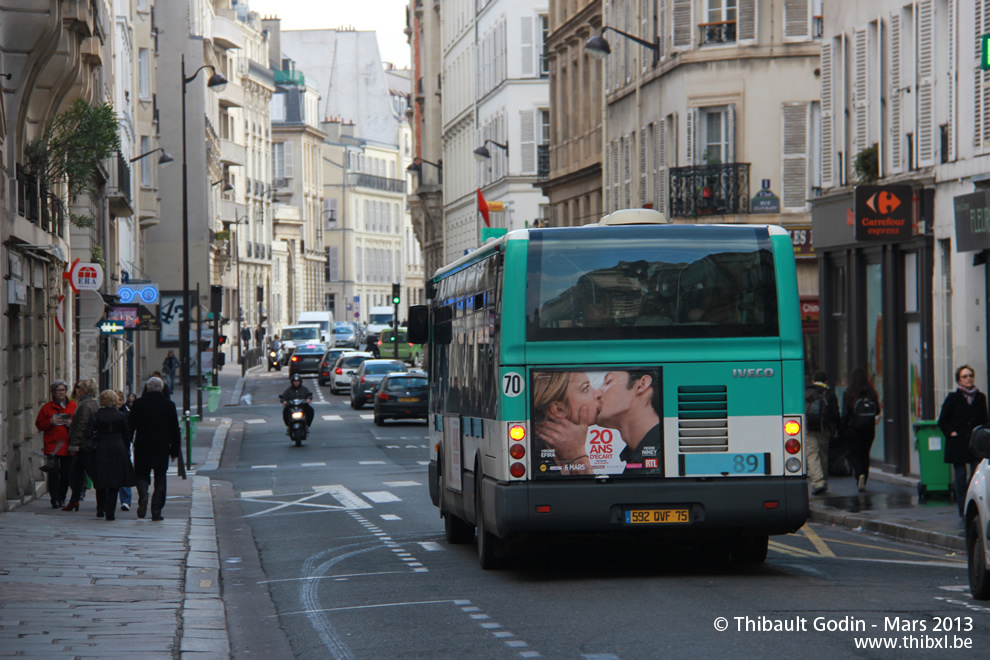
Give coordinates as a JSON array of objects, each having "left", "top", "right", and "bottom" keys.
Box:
[{"left": 486, "top": 477, "right": 809, "bottom": 540}]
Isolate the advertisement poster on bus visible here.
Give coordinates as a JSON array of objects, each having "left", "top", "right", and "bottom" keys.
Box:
[{"left": 530, "top": 368, "right": 663, "bottom": 478}]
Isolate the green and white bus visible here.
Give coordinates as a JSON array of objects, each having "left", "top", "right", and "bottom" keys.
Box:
[{"left": 409, "top": 210, "right": 809, "bottom": 569}]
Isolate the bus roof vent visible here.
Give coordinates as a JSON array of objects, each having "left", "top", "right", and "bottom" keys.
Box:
[{"left": 598, "top": 209, "right": 668, "bottom": 226}]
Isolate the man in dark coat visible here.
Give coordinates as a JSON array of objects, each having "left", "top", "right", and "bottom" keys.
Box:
[{"left": 130, "top": 376, "right": 181, "bottom": 521}]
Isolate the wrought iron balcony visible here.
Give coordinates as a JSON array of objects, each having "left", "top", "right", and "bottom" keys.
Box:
[
  {"left": 669, "top": 163, "right": 750, "bottom": 218},
  {"left": 537, "top": 145, "right": 550, "bottom": 181},
  {"left": 700, "top": 20, "right": 736, "bottom": 45},
  {"left": 347, "top": 172, "right": 406, "bottom": 193}
]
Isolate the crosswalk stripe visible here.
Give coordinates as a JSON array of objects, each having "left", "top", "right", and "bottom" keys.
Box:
[
  {"left": 322, "top": 415, "right": 343, "bottom": 421},
  {"left": 359, "top": 413, "right": 374, "bottom": 420},
  {"left": 312, "top": 484, "right": 372, "bottom": 509},
  {"left": 241, "top": 489, "right": 274, "bottom": 498},
  {"left": 362, "top": 491, "right": 401, "bottom": 503},
  {"left": 359, "top": 460, "right": 386, "bottom": 465},
  {"left": 383, "top": 481, "right": 420, "bottom": 487},
  {"left": 302, "top": 462, "right": 326, "bottom": 467},
  {"left": 251, "top": 464, "right": 277, "bottom": 469},
  {"left": 245, "top": 419, "right": 267, "bottom": 424}
]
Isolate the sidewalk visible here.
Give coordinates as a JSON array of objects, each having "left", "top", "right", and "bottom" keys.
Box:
[
  {"left": 0, "top": 366, "right": 243, "bottom": 658},
  {"left": 808, "top": 468, "right": 967, "bottom": 552}
]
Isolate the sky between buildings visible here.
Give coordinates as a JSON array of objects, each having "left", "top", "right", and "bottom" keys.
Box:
[{"left": 246, "top": 0, "right": 412, "bottom": 70}]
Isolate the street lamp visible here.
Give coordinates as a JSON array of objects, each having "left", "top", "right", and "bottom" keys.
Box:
[
  {"left": 181, "top": 54, "right": 227, "bottom": 462},
  {"left": 473, "top": 140, "right": 508, "bottom": 162},
  {"left": 222, "top": 214, "right": 249, "bottom": 375},
  {"left": 129, "top": 147, "right": 175, "bottom": 166},
  {"left": 585, "top": 26, "right": 660, "bottom": 65},
  {"left": 407, "top": 158, "right": 443, "bottom": 183}
]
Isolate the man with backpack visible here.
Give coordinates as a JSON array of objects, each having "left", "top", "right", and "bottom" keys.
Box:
[{"left": 805, "top": 370, "right": 840, "bottom": 495}]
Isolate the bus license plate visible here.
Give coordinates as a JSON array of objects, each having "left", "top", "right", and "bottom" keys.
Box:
[
  {"left": 399, "top": 397, "right": 419, "bottom": 402},
  {"left": 624, "top": 508, "right": 690, "bottom": 525}
]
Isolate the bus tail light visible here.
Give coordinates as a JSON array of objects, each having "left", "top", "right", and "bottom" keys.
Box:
[
  {"left": 509, "top": 444, "right": 525, "bottom": 459},
  {"left": 784, "top": 419, "right": 801, "bottom": 436},
  {"left": 509, "top": 424, "right": 526, "bottom": 441},
  {"left": 507, "top": 422, "right": 528, "bottom": 480},
  {"left": 784, "top": 438, "right": 801, "bottom": 454},
  {"left": 509, "top": 462, "right": 526, "bottom": 478}
]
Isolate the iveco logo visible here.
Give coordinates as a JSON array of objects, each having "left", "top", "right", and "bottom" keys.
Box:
[{"left": 732, "top": 368, "right": 775, "bottom": 378}]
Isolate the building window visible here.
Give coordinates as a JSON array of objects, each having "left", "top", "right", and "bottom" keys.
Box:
[
  {"left": 699, "top": 106, "right": 731, "bottom": 164},
  {"left": 270, "top": 94, "right": 286, "bottom": 122},
  {"left": 539, "top": 15, "right": 550, "bottom": 77},
  {"left": 326, "top": 246, "right": 338, "bottom": 282},
  {"left": 140, "top": 136, "right": 152, "bottom": 187},
  {"left": 703, "top": 0, "right": 737, "bottom": 44},
  {"left": 139, "top": 49, "right": 150, "bottom": 99}
]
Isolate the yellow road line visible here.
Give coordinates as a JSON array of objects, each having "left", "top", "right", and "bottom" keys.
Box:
[
  {"left": 800, "top": 524, "right": 836, "bottom": 557},
  {"left": 769, "top": 540, "right": 820, "bottom": 558},
  {"left": 823, "top": 536, "right": 959, "bottom": 559}
]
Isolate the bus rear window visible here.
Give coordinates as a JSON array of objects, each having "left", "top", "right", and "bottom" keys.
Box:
[{"left": 526, "top": 226, "right": 779, "bottom": 341}]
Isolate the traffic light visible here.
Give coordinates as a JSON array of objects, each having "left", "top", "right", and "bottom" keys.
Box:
[
  {"left": 217, "top": 335, "right": 227, "bottom": 346},
  {"left": 391, "top": 282, "right": 401, "bottom": 305}
]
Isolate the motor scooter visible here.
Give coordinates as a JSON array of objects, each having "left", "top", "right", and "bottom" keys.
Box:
[
  {"left": 285, "top": 398, "right": 308, "bottom": 446},
  {"left": 268, "top": 344, "right": 284, "bottom": 371}
]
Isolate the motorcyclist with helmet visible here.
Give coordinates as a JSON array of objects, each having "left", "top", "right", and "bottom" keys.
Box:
[{"left": 279, "top": 374, "right": 314, "bottom": 428}]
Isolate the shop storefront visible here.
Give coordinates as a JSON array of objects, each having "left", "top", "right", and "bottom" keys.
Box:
[{"left": 811, "top": 187, "right": 934, "bottom": 476}]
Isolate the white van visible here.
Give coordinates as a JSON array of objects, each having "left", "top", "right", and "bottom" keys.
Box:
[
  {"left": 280, "top": 324, "right": 323, "bottom": 354},
  {"left": 296, "top": 311, "right": 335, "bottom": 345},
  {"left": 365, "top": 306, "right": 395, "bottom": 343}
]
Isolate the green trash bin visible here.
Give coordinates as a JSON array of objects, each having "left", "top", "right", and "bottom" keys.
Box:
[
  {"left": 203, "top": 385, "right": 222, "bottom": 413},
  {"left": 913, "top": 420, "right": 951, "bottom": 498},
  {"left": 180, "top": 414, "right": 201, "bottom": 442}
]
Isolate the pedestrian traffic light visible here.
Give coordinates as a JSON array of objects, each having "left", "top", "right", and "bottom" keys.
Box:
[
  {"left": 391, "top": 282, "right": 401, "bottom": 305},
  {"left": 217, "top": 335, "right": 227, "bottom": 345}
]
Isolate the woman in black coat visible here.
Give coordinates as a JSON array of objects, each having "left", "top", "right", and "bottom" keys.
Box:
[
  {"left": 840, "top": 367, "right": 880, "bottom": 492},
  {"left": 938, "top": 365, "right": 989, "bottom": 517},
  {"left": 84, "top": 390, "right": 137, "bottom": 520}
]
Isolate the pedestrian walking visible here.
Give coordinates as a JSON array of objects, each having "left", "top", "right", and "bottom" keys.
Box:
[
  {"left": 162, "top": 351, "right": 180, "bottom": 394},
  {"left": 83, "top": 390, "right": 137, "bottom": 521},
  {"left": 839, "top": 367, "right": 880, "bottom": 492},
  {"left": 62, "top": 379, "right": 100, "bottom": 511},
  {"left": 117, "top": 392, "right": 134, "bottom": 512},
  {"left": 35, "top": 380, "right": 76, "bottom": 508},
  {"left": 804, "top": 371, "right": 840, "bottom": 495},
  {"left": 938, "top": 365, "right": 988, "bottom": 517},
  {"left": 129, "top": 376, "right": 181, "bottom": 521}
]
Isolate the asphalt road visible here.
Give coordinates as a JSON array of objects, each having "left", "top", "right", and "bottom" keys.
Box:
[{"left": 207, "top": 370, "right": 990, "bottom": 659}]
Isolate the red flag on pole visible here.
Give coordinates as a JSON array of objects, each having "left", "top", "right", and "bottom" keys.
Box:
[{"left": 477, "top": 188, "right": 491, "bottom": 227}]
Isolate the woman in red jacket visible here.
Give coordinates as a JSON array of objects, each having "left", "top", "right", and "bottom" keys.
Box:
[{"left": 35, "top": 379, "right": 77, "bottom": 508}]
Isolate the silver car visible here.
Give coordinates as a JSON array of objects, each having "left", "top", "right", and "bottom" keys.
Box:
[
  {"left": 965, "top": 426, "right": 990, "bottom": 600},
  {"left": 333, "top": 323, "right": 358, "bottom": 349},
  {"left": 329, "top": 351, "right": 373, "bottom": 395}
]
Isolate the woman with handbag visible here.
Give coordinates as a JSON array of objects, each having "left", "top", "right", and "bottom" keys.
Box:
[
  {"left": 62, "top": 379, "right": 101, "bottom": 512},
  {"left": 938, "top": 365, "right": 989, "bottom": 517},
  {"left": 83, "top": 390, "right": 137, "bottom": 520},
  {"left": 34, "top": 380, "right": 76, "bottom": 508}
]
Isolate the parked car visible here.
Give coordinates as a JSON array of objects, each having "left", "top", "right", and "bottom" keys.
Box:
[
  {"left": 376, "top": 327, "right": 423, "bottom": 364},
  {"left": 288, "top": 342, "right": 326, "bottom": 377},
  {"left": 317, "top": 347, "right": 352, "bottom": 386},
  {"left": 330, "top": 351, "right": 373, "bottom": 394},
  {"left": 965, "top": 425, "right": 990, "bottom": 600},
  {"left": 373, "top": 371, "right": 429, "bottom": 425},
  {"left": 349, "top": 359, "right": 406, "bottom": 409},
  {"left": 333, "top": 323, "right": 359, "bottom": 349}
]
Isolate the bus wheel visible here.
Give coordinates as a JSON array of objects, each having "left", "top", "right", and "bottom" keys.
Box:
[
  {"left": 730, "top": 534, "right": 769, "bottom": 564},
  {"left": 475, "top": 479, "right": 505, "bottom": 569},
  {"left": 439, "top": 470, "right": 474, "bottom": 544}
]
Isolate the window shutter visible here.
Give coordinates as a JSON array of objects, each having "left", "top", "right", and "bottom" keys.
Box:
[
  {"left": 854, "top": 28, "right": 869, "bottom": 158},
  {"left": 821, "top": 41, "right": 835, "bottom": 187},
  {"left": 655, "top": 118, "right": 668, "bottom": 218},
  {"left": 640, "top": 126, "right": 649, "bottom": 206},
  {"left": 284, "top": 141, "right": 294, "bottom": 178},
  {"left": 605, "top": 142, "right": 612, "bottom": 211},
  {"left": 624, "top": 1, "right": 632, "bottom": 83},
  {"left": 673, "top": 0, "right": 692, "bottom": 50},
  {"left": 642, "top": 0, "right": 651, "bottom": 73},
  {"left": 604, "top": 1, "right": 612, "bottom": 93},
  {"left": 612, "top": 138, "right": 620, "bottom": 211},
  {"left": 917, "top": 0, "right": 935, "bottom": 166},
  {"left": 521, "top": 16, "right": 535, "bottom": 77},
  {"left": 685, "top": 107, "right": 696, "bottom": 165},
  {"left": 622, "top": 134, "right": 632, "bottom": 208},
  {"left": 947, "top": 0, "right": 956, "bottom": 162},
  {"left": 727, "top": 104, "right": 736, "bottom": 163},
  {"left": 520, "top": 110, "right": 536, "bottom": 174},
  {"left": 784, "top": 0, "right": 810, "bottom": 41},
  {"left": 782, "top": 103, "right": 809, "bottom": 211},
  {"left": 888, "top": 14, "right": 903, "bottom": 173},
  {"left": 738, "top": 0, "right": 757, "bottom": 43},
  {"left": 657, "top": 0, "right": 667, "bottom": 60}
]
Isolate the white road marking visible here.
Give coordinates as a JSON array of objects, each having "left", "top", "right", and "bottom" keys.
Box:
[
  {"left": 359, "top": 413, "right": 374, "bottom": 420},
  {"left": 386, "top": 445, "right": 400, "bottom": 449},
  {"left": 251, "top": 464, "right": 278, "bottom": 469},
  {"left": 405, "top": 444, "right": 420, "bottom": 449},
  {"left": 322, "top": 415, "right": 343, "bottom": 421},
  {"left": 245, "top": 418, "right": 267, "bottom": 424},
  {"left": 417, "top": 542, "right": 443, "bottom": 552},
  {"left": 380, "top": 514, "right": 401, "bottom": 521},
  {"left": 359, "top": 460, "right": 386, "bottom": 465},
  {"left": 302, "top": 462, "right": 326, "bottom": 467},
  {"left": 383, "top": 480, "right": 420, "bottom": 487},
  {"left": 362, "top": 491, "right": 400, "bottom": 503},
  {"left": 241, "top": 489, "right": 274, "bottom": 498},
  {"left": 417, "top": 461, "right": 430, "bottom": 465},
  {"left": 311, "top": 485, "right": 373, "bottom": 509}
]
